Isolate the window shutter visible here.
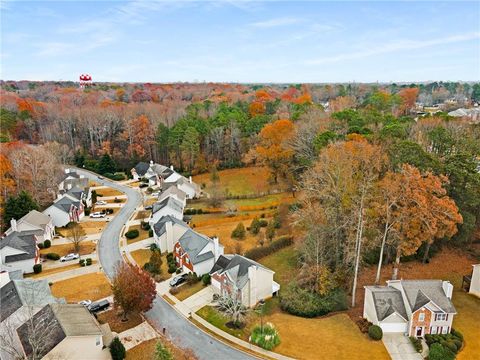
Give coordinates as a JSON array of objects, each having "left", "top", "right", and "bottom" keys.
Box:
[{"left": 446, "top": 314, "right": 448, "bottom": 321}]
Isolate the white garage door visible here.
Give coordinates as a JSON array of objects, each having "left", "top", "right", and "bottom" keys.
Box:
[{"left": 380, "top": 322, "right": 408, "bottom": 333}]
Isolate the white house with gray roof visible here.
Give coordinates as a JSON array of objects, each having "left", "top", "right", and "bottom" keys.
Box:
[
  {"left": 149, "top": 196, "right": 184, "bottom": 226},
  {"left": 210, "top": 254, "right": 280, "bottom": 308},
  {"left": 153, "top": 215, "right": 190, "bottom": 253},
  {"left": 364, "top": 279, "right": 456, "bottom": 337},
  {"left": 43, "top": 194, "right": 84, "bottom": 227},
  {"left": 173, "top": 229, "right": 223, "bottom": 275},
  {"left": 0, "top": 231, "right": 40, "bottom": 274},
  {"left": 5, "top": 210, "right": 55, "bottom": 243},
  {"left": 158, "top": 186, "right": 187, "bottom": 207}
]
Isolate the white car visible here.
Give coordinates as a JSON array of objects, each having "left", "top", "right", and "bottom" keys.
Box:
[
  {"left": 151, "top": 192, "right": 160, "bottom": 197},
  {"left": 95, "top": 200, "right": 107, "bottom": 205},
  {"left": 90, "top": 212, "right": 106, "bottom": 218},
  {"left": 60, "top": 253, "right": 79, "bottom": 262},
  {"left": 78, "top": 299, "right": 92, "bottom": 307}
]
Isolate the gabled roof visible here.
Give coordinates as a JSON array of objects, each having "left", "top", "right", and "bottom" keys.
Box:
[
  {"left": 152, "top": 196, "right": 184, "bottom": 215},
  {"left": 61, "top": 171, "right": 80, "bottom": 181},
  {"left": 134, "top": 162, "right": 150, "bottom": 176},
  {"left": 52, "top": 195, "right": 80, "bottom": 213},
  {"left": 0, "top": 231, "right": 37, "bottom": 263},
  {"left": 210, "top": 254, "right": 272, "bottom": 289},
  {"left": 65, "top": 186, "right": 84, "bottom": 200},
  {"left": 153, "top": 215, "right": 189, "bottom": 237},
  {"left": 17, "top": 210, "right": 51, "bottom": 230},
  {"left": 366, "top": 285, "right": 408, "bottom": 321},
  {"left": 401, "top": 280, "right": 456, "bottom": 313},
  {"left": 0, "top": 279, "right": 60, "bottom": 322},
  {"left": 178, "top": 229, "right": 216, "bottom": 265},
  {"left": 177, "top": 177, "right": 200, "bottom": 191},
  {"left": 158, "top": 186, "right": 186, "bottom": 203},
  {"left": 17, "top": 303, "right": 102, "bottom": 359}
]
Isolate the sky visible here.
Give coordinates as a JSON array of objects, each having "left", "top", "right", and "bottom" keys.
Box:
[{"left": 1, "top": 0, "right": 479, "bottom": 83}]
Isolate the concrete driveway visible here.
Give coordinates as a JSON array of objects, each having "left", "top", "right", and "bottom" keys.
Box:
[
  {"left": 182, "top": 286, "right": 215, "bottom": 312},
  {"left": 382, "top": 334, "right": 423, "bottom": 360}
]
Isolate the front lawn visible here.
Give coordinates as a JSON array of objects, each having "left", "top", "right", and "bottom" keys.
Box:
[
  {"left": 50, "top": 272, "right": 112, "bottom": 302},
  {"left": 130, "top": 249, "right": 169, "bottom": 281},
  {"left": 452, "top": 287, "right": 480, "bottom": 360},
  {"left": 25, "top": 262, "right": 85, "bottom": 278},
  {"left": 126, "top": 338, "right": 195, "bottom": 360},
  {"left": 134, "top": 210, "right": 150, "bottom": 220},
  {"left": 77, "top": 220, "right": 107, "bottom": 235},
  {"left": 97, "top": 187, "right": 124, "bottom": 197},
  {"left": 196, "top": 305, "right": 249, "bottom": 338},
  {"left": 97, "top": 309, "right": 143, "bottom": 333},
  {"left": 173, "top": 281, "right": 205, "bottom": 301},
  {"left": 126, "top": 225, "right": 151, "bottom": 244},
  {"left": 40, "top": 241, "right": 96, "bottom": 257}
]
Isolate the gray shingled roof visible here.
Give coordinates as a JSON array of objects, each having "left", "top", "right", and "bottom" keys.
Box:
[
  {"left": 178, "top": 229, "right": 214, "bottom": 265},
  {"left": 210, "top": 254, "right": 272, "bottom": 289},
  {"left": 152, "top": 196, "right": 184, "bottom": 215},
  {"left": 401, "top": 280, "right": 456, "bottom": 313},
  {"left": 52, "top": 195, "right": 80, "bottom": 214},
  {"left": 0, "top": 281, "right": 22, "bottom": 321},
  {"left": 65, "top": 186, "right": 84, "bottom": 200},
  {"left": 153, "top": 215, "right": 189, "bottom": 237},
  {"left": 134, "top": 162, "right": 150, "bottom": 176},
  {"left": 0, "top": 231, "right": 37, "bottom": 263},
  {"left": 158, "top": 186, "right": 186, "bottom": 203},
  {"left": 366, "top": 286, "right": 408, "bottom": 321},
  {"left": 17, "top": 210, "right": 51, "bottom": 231}
]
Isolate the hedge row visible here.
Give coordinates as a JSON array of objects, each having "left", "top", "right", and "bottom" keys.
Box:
[{"left": 244, "top": 236, "right": 293, "bottom": 261}]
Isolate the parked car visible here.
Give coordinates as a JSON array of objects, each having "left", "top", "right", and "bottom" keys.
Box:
[
  {"left": 151, "top": 192, "right": 160, "bottom": 197},
  {"left": 78, "top": 299, "right": 92, "bottom": 307},
  {"left": 60, "top": 253, "right": 79, "bottom": 262},
  {"left": 169, "top": 274, "right": 188, "bottom": 287},
  {"left": 90, "top": 211, "right": 106, "bottom": 218},
  {"left": 139, "top": 183, "right": 148, "bottom": 188},
  {"left": 95, "top": 200, "right": 107, "bottom": 205},
  {"left": 88, "top": 299, "right": 110, "bottom": 313},
  {"left": 98, "top": 176, "right": 104, "bottom": 180},
  {"left": 145, "top": 205, "right": 153, "bottom": 210}
]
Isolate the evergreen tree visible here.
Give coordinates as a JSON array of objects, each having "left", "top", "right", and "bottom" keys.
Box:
[
  {"left": 109, "top": 337, "right": 126, "bottom": 360},
  {"left": 98, "top": 153, "right": 116, "bottom": 175},
  {"left": 4, "top": 191, "right": 39, "bottom": 229}
]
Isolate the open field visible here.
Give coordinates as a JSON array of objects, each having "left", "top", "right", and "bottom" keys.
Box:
[
  {"left": 173, "top": 281, "right": 205, "bottom": 301},
  {"left": 40, "top": 241, "right": 96, "bottom": 257},
  {"left": 189, "top": 193, "right": 294, "bottom": 212},
  {"left": 97, "top": 309, "right": 143, "bottom": 333},
  {"left": 50, "top": 272, "right": 112, "bottom": 302},
  {"left": 126, "top": 225, "right": 151, "bottom": 244},
  {"left": 193, "top": 166, "right": 288, "bottom": 196}
]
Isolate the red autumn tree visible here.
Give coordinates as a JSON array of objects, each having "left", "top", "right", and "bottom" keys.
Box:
[{"left": 112, "top": 263, "right": 156, "bottom": 320}]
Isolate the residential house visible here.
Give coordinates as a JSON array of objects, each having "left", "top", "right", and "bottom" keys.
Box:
[
  {"left": 210, "top": 254, "right": 279, "bottom": 308},
  {"left": 173, "top": 229, "right": 224, "bottom": 276},
  {"left": 43, "top": 194, "right": 84, "bottom": 227},
  {"left": 131, "top": 161, "right": 174, "bottom": 185},
  {"left": 364, "top": 279, "right": 456, "bottom": 337},
  {"left": 0, "top": 275, "right": 65, "bottom": 360},
  {"left": 162, "top": 173, "right": 200, "bottom": 199},
  {"left": 130, "top": 162, "right": 150, "bottom": 180},
  {"left": 0, "top": 231, "right": 40, "bottom": 274},
  {"left": 16, "top": 304, "right": 109, "bottom": 360},
  {"left": 153, "top": 215, "right": 190, "bottom": 253},
  {"left": 65, "top": 185, "right": 92, "bottom": 207},
  {"left": 463, "top": 264, "right": 480, "bottom": 297},
  {"left": 150, "top": 196, "right": 184, "bottom": 226},
  {"left": 58, "top": 169, "right": 89, "bottom": 193},
  {"left": 5, "top": 210, "right": 55, "bottom": 243},
  {"left": 158, "top": 186, "right": 187, "bottom": 207}
]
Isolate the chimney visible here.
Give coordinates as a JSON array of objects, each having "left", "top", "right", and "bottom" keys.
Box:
[
  {"left": 0, "top": 271, "right": 11, "bottom": 287},
  {"left": 65, "top": 168, "right": 70, "bottom": 174},
  {"left": 213, "top": 236, "right": 220, "bottom": 260},
  {"left": 248, "top": 265, "right": 257, "bottom": 307},
  {"left": 166, "top": 220, "right": 173, "bottom": 253},
  {"left": 442, "top": 281, "right": 453, "bottom": 299},
  {"left": 10, "top": 219, "right": 17, "bottom": 232},
  {"left": 170, "top": 165, "right": 174, "bottom": 171},
  {"left": 189, "top": 176, "right": 192, "bottom": 184},
  {"left": 150, "top": 160, "right": 154, "bottom": 165}
]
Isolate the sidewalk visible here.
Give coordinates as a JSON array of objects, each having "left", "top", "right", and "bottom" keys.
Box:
[
  {"left": 35, "top": 264, "right": 101, "bottom": 282},
  {"left": 124, "top": 238, "right": 154, "bottom": 252},
  {"left": 182, "top": 286, "right": 215, "bottom": 313},
  {"left": 118, "top": 321, "right": 159, "bottom": 350}
]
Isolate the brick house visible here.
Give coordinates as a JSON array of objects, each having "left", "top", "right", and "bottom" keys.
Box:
[
  {"left": 364, "top": 279, "right": 456, "bottom": 337},
  {"left": 173, "top": 229, "right": 223, "bottom": 276}
]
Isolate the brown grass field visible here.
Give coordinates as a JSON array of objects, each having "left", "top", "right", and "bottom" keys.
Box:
[
  {"left": 25, "top": 262, "right": 91, "bottom": 279},
  {"left": 134, "top": 210, "right": 150, "bottom": 220},
  {"left": 126, "top": 338, "right": 195, "bottom": 360},
  {"left": 126, "top": 225, "right": 151, "bottom": 244},
  {"left": 40, "top": 241, "right": 96, "bottom": 257},
  {"left": 78, "top": 220, "right": 107, "bottom": 235},
  {"left": 97, "top": 187, "right": 124, "bottom": 197},
  {"left": 50, "top": 272, "right": 112, "bottom": 302},
  {"left": 97, "top": 310, "right": 143, "bottom": 333}
]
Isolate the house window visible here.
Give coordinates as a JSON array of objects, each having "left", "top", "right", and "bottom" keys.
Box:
[
  {"left": 419, "top": 313, "right": 425, "bottom": 322},
  {"left": 431, "top": 327, "right": 437, "bottom": 335},
  {"left": 442, "top": 327, "right": 448, "bottom": 334},
  {"left": 96, "top": 337, "right": 101, "bottom": 346},
  {"left": 186, "top": 257, "right": 190, "bottom": 264},
  {"left": 436, "top": 313, "right": 447, "bottom": 321}
]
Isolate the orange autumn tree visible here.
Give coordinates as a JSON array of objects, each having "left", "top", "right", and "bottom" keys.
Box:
[
  {"left": 398, "top": 87, "right": 419, "bottom": 114},
  {"left": 386, "top": 164, "right": 462, "bottom": 279},
  {"left": 123, "top": 115, "right": 155, "bottom": 159},
  {"left": 248, "top": 101, "right": 265, "bottom": 117},
  {"left": 256, "top": 119, "right": 294, "bottom": 183},
  {"left": 0, "top": 153, "right": 16, "bottom": 229}
]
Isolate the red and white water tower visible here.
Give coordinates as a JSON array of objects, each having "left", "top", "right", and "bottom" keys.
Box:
[{"left": 79, "top": 74, "right": 92, "bottom": 89}]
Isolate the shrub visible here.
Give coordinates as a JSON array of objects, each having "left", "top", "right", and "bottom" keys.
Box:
[
  {"left": 429, "top": 343, "right": 455, "bottom": 360},
  {"left": 368, "top": 325, "right": 383, "bottom": 341},
  {"left": 356, "top": 318, "right": 373, "bottom": 333},
  {"left": 114, "top": 197, "right": 122, "bottom": 203},
  {"left": 186, "top": 272, "right": 200, "bottom": 285},
  {"left": 451, "top": 328, "right": 463, "bottom": 341},
  {"left": 86, "top": 258, "right": 92, "bottom": 266},
  {"left": 266, "top": 221, "right": 275, "bottom": 241},
  {"left": 244, "top": 236, "right": 293, "bottom": 261},
  {"left": 43, "top": 240, "right": 51, "bottom": 248},
  {"left": 154, "top": 341, "right": 173, "bottom": 360},
  {"left": 125, "top": 229, "right": 139, "bottom": 239},
  {"left": 258, "top": 219, "right": 268, "bottom": 227},
  {"left": 444, "top": 341, "right": 458, "bottom": 353},
  {"left": 250, "top": 217, "right": 261, "bottom": 235},
  {"left": 250, "top": 323, "right": 281, "bottom": 350},
  {"left": 169, "top": 287, "right": 180, "bottom": 295},
  {"left": 84, "top": 207, "right": 91, "bottom": 216},
  {"left": 46, "top": 253, "right": 60, "bottom": 260},
  {"left": 175, "top": 268, "right": 182, "bottom": 274},
  {"left": 149, "top": 229, "right": 154, "bottom": 237},
  {"left": 79, "top": 259, "right": 86, "bottom": 267},
  {"left": 166, "top": 252, "right": 173, "bottom": 261},
  {"left": 202, "top": 273, "right": 211, "bottom": 286},
  {"left": 409, "top": 336, "right": 422, "bottom": 353},
  {"left": 109, "top": 337, "right": 126, "bottom": 360},
  {"left": 38, "top": 242, "right": 45, "bottom": 249},
  {"left": 105, "top": 208, "right": 114, "bottom": 214},
  {"left": 168, "top": 265, "right": 177, "bottom": 274},
  {"left": 141, "top": 221, "right": 151, "bottom": 230},
  {"left": 33, "top": 264, "right": 42, "bottom": 274},
  {"left": 231, "top": 222, "right": 246, "bottom": 240}
]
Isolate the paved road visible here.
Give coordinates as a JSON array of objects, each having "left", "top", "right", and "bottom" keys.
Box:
[{"left": 75, "top": 168, "right": 256, "bottom": 360}]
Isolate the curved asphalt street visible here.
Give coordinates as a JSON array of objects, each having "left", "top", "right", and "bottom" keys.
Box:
[{"left": 76, "top": 169, "right": 256, "bottom": 360}]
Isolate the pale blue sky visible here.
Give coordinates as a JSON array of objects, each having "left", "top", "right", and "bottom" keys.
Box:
[{"left": 1, "top": 1, "right": 479, "bottom": 82}]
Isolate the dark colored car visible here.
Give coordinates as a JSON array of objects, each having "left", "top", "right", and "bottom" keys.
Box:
[
  {"left": 169, "top": 274, "right": 188, "bottom": 287},
  {"left": 88, "top": 299, "right": 110, "bottom": 313},
  {"left": 145, "top": 205, "right": 153, "bottom": 210}
]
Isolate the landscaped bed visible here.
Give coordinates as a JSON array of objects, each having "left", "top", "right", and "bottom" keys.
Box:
[
  {"left": 50, "top": 272, "right": 112, "bottom": 302},
  {"left": 452, "top": 285, "right": 480, "bottom": 360},
  {"left": 130, "top": 249, "right": 170, "bottom": 281},
  {"left": 97, "top": 309, "right": 143, "bottom": 333}
]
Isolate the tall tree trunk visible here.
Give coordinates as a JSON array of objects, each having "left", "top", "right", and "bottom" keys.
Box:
[
  {"left": 375, "top": 221, "right": 389, "bottom": 284},
  {"left": 422, "top": 242, "right": 431, "bottom": 263},
  {"left": 351, "top": 188, "right": 366, "bottom": 307},
  {"left": 392, "top": 247, "right": 402, "bottom": 280}
]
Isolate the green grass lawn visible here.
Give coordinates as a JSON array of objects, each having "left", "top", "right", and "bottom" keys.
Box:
[
  {"left": 196, "top": 305, "right": 250, "bottom": 339},
  {"left": 258, "top": 245, "right": 298, "bottom": 288},
  {"left": 174, "top": 281, "right": 205, "bottom": 301}
]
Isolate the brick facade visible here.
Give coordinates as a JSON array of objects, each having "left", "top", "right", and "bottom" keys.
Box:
[
  {"left": 410, "top": 308, "right": 432, "bottom": 337},
  {"left": 173, "top": 242, "right": 193, "bottom": 272}
]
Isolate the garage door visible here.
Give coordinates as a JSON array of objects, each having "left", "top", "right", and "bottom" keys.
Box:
[{"left": 380, "top": 322, "right": 408, "bottom": 333}]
